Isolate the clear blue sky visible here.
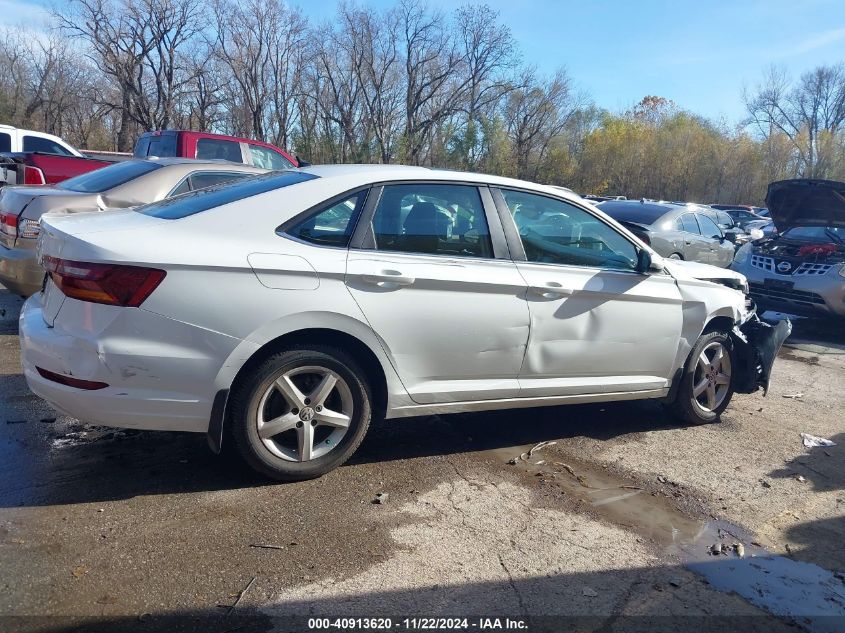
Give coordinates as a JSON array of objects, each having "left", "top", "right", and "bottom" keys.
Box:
[{"left": 7, "top": 0, "right": 845, "bottom": 125}]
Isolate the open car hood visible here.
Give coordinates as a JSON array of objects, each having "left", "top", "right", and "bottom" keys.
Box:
[{"left": 766, "top": 179, "right": 845, "bottom": 231}]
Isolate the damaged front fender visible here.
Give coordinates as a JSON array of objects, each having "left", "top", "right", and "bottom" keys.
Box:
[{"left": 732, "top": 316, "right": 792, "bottom": 394}]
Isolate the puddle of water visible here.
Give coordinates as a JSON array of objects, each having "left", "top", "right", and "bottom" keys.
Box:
[{"left": 489, "top": 444, "right": 845, "bottom": 631}]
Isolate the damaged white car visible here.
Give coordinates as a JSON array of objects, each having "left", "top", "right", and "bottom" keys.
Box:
[{"left": 19, "top": 165, "right": 790, "bottom": 480}]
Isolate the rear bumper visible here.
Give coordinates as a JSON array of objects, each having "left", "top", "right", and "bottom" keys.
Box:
[
  {"left": 19, "top": 295, "right": 240, "bottom": 432},
  {"left": 0, "top": 243, "right": 42, "bottom": 297}
]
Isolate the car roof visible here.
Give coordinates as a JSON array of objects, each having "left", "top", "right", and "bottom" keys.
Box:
[{"left": 297, "top": 164, "right": 582, "bottom": 203}]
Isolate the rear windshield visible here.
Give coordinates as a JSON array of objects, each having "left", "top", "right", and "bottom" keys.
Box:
[
  {"left": 58, "top": 160, "right": 162, "bottom": 193},
  {"left": 597, "top": 202, "right": 670, "bottom": 226},
  {"left": 136, "top": 170, "right": 318, "bottom": 219},
  {"left": 134, "top": 134, "right": 177, "bottom": 158}
]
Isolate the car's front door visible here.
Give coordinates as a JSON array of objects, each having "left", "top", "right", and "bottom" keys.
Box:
[
  {"left": 346, "top": 183, "right": 529, "bottom": 404},
  {"left": 495, "top": 189, "right": 684, "bottom": 397}
]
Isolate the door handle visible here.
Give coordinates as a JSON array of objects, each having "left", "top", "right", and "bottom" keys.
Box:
[
  {"left": 529, "top": 284, "right": 573, "bottom": 299},
  {"left": 360, "top": 270, "right": 415, "bottom": 287}
]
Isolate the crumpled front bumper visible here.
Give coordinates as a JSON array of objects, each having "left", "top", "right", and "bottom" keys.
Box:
[{"left": 732, "top": 314, "right": 792, "bottom": 394}]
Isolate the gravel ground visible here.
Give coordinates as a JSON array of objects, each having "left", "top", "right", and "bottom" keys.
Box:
[{"left": 0, "top": 286, "right": 842, "bottom": 633}]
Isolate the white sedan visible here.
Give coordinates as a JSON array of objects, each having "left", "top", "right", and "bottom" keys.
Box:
[{"left": 20, "top": 165, "right": 790, "bottom": 480}]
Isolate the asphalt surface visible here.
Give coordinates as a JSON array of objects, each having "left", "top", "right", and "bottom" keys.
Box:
[{"left": 0, "top": 286, "right": 843, "bottom": 633}]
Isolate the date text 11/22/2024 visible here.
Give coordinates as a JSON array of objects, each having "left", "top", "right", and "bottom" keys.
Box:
[{"left": 307, "top": 618, "right": 528, "bottom": 630}]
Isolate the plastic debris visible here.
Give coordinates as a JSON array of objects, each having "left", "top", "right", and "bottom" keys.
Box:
[
  {"left": 735, "top": 543, "right": 745, "bottom": 558},
  {"left": 373, "top": 493, "right": 389, "bottom": 504},
  {"left": 801, "top": 433, "right": 836, "bottom": 448},
  {"left": 782, "top": 393, "right": 804, "bottom": 399},
  {"left": 582, "top": 586, "right": 598, "bottom": 597},
  {"left": 520, "top": 441, "right": 557, "bottom": 461},
  {"left": 710, "top": 543, "right": 723, "bottom": 556},
  {"left": 795, "top": 475, "right": 807, "bottom": 483}
]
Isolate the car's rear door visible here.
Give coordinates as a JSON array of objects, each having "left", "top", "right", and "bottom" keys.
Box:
[
  {"left": 346, "top": 182, "right": 529, "bottom": 404},
  {"left": 677, "top": 213, "right": 711, "bottom": 263},
  {"left": 494, "top": 188, "right": 683, "bottom": 396}
]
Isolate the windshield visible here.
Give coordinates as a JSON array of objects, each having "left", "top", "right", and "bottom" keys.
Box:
[
  {"left": 136, "top": 170, "right": 318, "bottom": 219},
  {"left": 59, "top": 161, "right": 162, "bottom": 193},
  {"left": 782, "top": 226, "right": 845, "bottom": 243}
]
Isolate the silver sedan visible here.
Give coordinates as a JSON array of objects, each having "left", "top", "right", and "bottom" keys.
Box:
[
  {"left": 0, "top": 158, "right": 266, "bottom": 296},
  {"left": 597, "top": 200, "right": 736, "bottom": 267}
]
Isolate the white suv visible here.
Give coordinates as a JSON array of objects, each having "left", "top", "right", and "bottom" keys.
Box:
[{"left": 20, "top": 165, "right": 790, "bottom": 480}]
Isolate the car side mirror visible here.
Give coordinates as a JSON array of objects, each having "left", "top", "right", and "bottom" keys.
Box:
[
  {"left": 636, "top": 249, "right": 663, "bottom": 273},
  {"left": 723, "top": 232, "right": 736, "bottom": 244},
  {"left": 296, "top": 156, "right": 311, "bottom": 168}
]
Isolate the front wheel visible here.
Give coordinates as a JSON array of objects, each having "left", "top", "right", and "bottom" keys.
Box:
[
  {"left": 669, "top": 331, "right": 735, "bottom": 425},
  {"left": 229, "top": 346, "right": 372, "bottom": 481}
]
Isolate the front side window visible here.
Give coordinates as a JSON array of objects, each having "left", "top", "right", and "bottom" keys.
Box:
[
  {"left": 502, "top": 189, "right": 638, "bottom": 270},
  {"left": 196, "top": 138, "right": 243, "bottom": 163},
  {"left": 680, "top": 214, "right": 700, "bottom": 234},
  {"left": 23, "top": 135, "right": 73, "bottom": 156},
  {"left": 249, "top": 144, "right": 295, "bottom": 170},
  {"left": 370, "top": 184, "right": 493, "bottom": 258},
  {"left": 285, "top": 191, "right": 367, "bottom": 247}
]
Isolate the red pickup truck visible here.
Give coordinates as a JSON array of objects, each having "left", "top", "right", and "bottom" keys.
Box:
[{"left": 134, "top": 130, "right": 301, "bottom": 169}]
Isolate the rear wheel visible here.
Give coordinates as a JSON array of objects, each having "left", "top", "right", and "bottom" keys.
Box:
[
  {"left": 668, "top": 252, "right": 683, "bottom": 260},
  {"left": 669, "top": 331, "right": 735, "bottom": 425},
  {"left": 230, "top": 346, "right": 372, "bottom": 481}
]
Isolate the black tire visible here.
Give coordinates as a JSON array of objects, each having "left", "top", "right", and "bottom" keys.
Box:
[
  {"left": 668, "top": 252, "right": 684, "bottom": 260},
  {"left": 669, "top": 330, "right": 736, "bottom": 425},
  {"left": 229, "top": 345, "right": 372, "bottom": 481}
]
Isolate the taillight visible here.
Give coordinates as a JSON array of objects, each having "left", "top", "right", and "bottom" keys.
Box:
[
  {"left": 23, "top": 165, "right": 46, "bottom": 185},
  {"left": 42, "top": 256, "right": 166, "bottom": 307},
  {"left": 0, "top": 212, "right": 17, "bottom": 237}
]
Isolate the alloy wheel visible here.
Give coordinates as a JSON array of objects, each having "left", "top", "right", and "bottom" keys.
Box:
[
  {"left": 691, "top": 341, "right": 731, "bottom": 413},
  {"left": 256, "top": 365, "right": 353, "bottom": 462}
]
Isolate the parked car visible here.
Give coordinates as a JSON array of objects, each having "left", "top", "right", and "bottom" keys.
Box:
[
  {"left": 0, "top": 124, "right": 83, "bottom": 156},
  {"left": 134, "top": 130, "right": 301, "bottom": 170},
  {"left": 20, "top": 165, "right": 789, "bottom": 480},
  {"left": 0, "top": 124, "right": 127, "bottom": 187},
  {"left": 710, "top": 204, "right": 768, "bottom": 229},
  {"left": 596, "top": 200, "right": 736, "bottom": 267},
  {"left": 0, "top": 158, "right": 265, "bottom": 296},
  {"left": 731, "top": 178, "right": 845, "bottom": 318},
  {"left": 674, "top": 203, "right": 754, "bottom": 247}
]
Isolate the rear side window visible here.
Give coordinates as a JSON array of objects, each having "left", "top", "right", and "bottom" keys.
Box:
[
  {"left": 23, "top": 135, "right": 74, "bottom": 155},
  {"left": 147, "top": 135, "right": 177, "bottom": 157},
  {"left": 189, "top": 171, "right": 252, "bottom": 190},
  {"left": 137, "top": 170, "right": 318, "bottom": 219},
  {"left": 680, "top": 214, "right": 700, "bottom": 234},
  {"left": 284, "top": 191, "right": 367, "bottom": 247},
  {"left": 371, "top": 184, "right": 493, "bottom": 258},
  {"left": 196, "top": 138, "right": 242, "bottom": 163},
  {"left": 249, "top": 144, "right": 295, "bottom": 170},
  {"left": 58, "top": 160, "right": 162, "bottom": 193},
  {"left": 0, "top": 132, "right": 10, "bottom": 152}
]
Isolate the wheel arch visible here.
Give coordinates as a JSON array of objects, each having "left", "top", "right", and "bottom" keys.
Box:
[{"left": 208, "top": 314, "right": 401, "bottom": 453}]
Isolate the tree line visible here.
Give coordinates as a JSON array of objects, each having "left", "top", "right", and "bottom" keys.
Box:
[{"left": 1, "top": 0, "right": 844, "bottom": 204}]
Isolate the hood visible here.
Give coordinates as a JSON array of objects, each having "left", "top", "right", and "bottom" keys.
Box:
[
  {"left": 662, "top": 258, "right": 747, "bottom": 286},
  {"left": 766, "top": 179, "right": 845, "bottom": 231}
]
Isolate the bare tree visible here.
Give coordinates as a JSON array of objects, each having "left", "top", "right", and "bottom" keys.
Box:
[
  {"left": 745, "top": 64, "right": 845, "bottom": 178},
  {"left": 504, "top": 68, "right": 577, "bottom": 179}
]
